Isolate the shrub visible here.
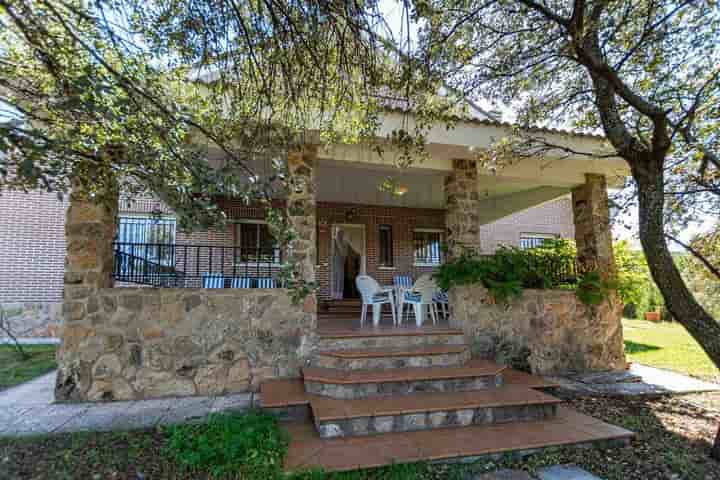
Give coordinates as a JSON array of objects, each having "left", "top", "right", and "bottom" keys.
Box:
[
  {"left": 435, "top": 240, "right": 578, "bottom": 303},
  {"left": 165, "top": 410, "right": 289, "bottom": 478}
]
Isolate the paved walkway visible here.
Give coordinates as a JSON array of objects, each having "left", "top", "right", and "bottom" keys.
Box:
[
  {"left": 0, "top": 371, "right": 256, "bottom": 437},
  {"left": 551, "top": 363, "right": 720, "bottom": 398},
  {"left": 473, "top": 465, "right": 603, "bottom": 479}
]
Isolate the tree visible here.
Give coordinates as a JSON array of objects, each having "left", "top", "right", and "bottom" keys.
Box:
[
  {"left": 401, "top": 0, "right": 720, "bottom": 457},
  {"left": 0, "top": 0, "right": 419, "bottom": 228}
]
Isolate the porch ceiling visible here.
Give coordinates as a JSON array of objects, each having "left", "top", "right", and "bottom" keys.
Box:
[{"left": 315, "top": 159, "right": 568, "bottom": 212}]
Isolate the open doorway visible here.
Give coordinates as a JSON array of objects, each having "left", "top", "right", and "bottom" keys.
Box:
[{"left": 330, "top": 224, "right": 366, "bottom": 299}]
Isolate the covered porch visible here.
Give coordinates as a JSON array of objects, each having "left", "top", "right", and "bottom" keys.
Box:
[{"left": 58, "top": 115, "right": 629, "bottom": 402}]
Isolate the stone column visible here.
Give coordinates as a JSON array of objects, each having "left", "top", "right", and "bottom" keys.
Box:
[
  {"left": 56, "top": 186, "right": 118, "bottom": 401},
  {"left": 286, "top": 146, "right": 317, "bottom": 312},
  {"left": 445, "top": 158, "right": 481, "bottom": 258},
  {"left": 571, "top": 173, "right": 617, "bottom": 279}
]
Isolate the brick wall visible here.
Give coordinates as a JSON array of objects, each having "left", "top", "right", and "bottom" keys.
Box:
[
  {"left": 0, "top": 190, "right": 68, "bottom": 302},
  {"left": 479, "top": 196, "right": 574, "bottom": 253},
  {"left": 0, "top": 192, "right": 574, "bottom": 301},
  {"left": 315, "top": 203, "right": 446, "bottom": 300}
]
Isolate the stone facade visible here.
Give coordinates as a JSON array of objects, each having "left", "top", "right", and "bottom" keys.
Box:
[
  {"left": 315, "top": 403, "right": 557, "bottom": 439},
  {"left": 56, "top": 287, "right": 316, "bottom": 401},
  {"left": 449, "top": 286, "right": 625, "bottom": 375},
  {"left": 445, "top": 159, "right": 481, "bottom": 256},
  {"left": 287, "top": 147, "right": 317, "bottom": 284},
  {"left": 571, "top": 174, "right": 616, "bottom": 279},
  {"left": 0, "top": 302, "right": 62, "bottom": 338}
]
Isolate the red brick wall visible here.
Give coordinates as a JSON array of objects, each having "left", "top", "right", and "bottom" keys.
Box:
[
  {"left": 0, "top": 190, "right": 68, "bottom": 302},
  {"left": 315, "top": 203, "right": 446, "bottom": 300}
]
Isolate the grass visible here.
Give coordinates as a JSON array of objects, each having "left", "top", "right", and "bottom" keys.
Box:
[
  {"left": 2, "top": 399, "right": 720, "bottom": 480},
  {"left": 0, "top": 344, "right": 57, "bottom": 390},
  {"left": 622, "top": 318, "right": 720, "bottom": 382}
]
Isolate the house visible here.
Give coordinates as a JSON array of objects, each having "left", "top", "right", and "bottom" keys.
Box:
[
  {"left": 1, "top": 108, "right": 636, "bottom": 469},
  {"left": 52, "top": 106, "right": 628, "bottom": 404}
]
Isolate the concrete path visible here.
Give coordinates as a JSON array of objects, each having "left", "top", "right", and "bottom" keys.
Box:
[
  {"left": 551, "top": 363, "right": 720, "bottom": 398},
  {"left": 471, "top": 465, "right": 603, "bottom": 479},
  {"left": 0, "top": 371, "right": 256, "bottom": 437},
  {"left": 0, "top": 337, "right": 60, "bottom": 345}
]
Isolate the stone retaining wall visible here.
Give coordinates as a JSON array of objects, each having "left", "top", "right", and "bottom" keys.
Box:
[
  {"left": 56, "top": 288, "right": 316, "bottom": 401},
  {"left": 0, "top": 302, "right": 62, "bottom": 338},
  {"left": 449, "top": 286, "right": 625, "bottom": 375}
]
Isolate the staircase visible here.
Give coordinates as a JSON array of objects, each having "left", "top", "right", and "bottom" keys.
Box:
[{"left": 261, "top": 328, "right": 634, "bottom": 473}]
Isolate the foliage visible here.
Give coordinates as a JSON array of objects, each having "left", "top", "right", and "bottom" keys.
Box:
[
  {"left": 0, "top": 306, "right": 29, "bottom": 360},
  {"left": 576, "top": 271, "right": 615, "bottom": 307},
  {"left": 676, "top": 230, "right": 720, "bottom": 320},
  {"left": 165, "top": 410, "right": 288, "bottom": 478},
  {"left": 0, "top": 344, "right": 57, "bottom": 390},
  {"left": 494, "top": 338, "right": 532, "bottom": 373},
  {"left": 435, "top": 240, "right": 580, "bottom": 303},
  {"left": 435, "top": 248, "right": 526, "bottom": 303}
]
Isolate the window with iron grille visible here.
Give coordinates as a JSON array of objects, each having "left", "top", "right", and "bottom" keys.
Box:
[
  {"left": 235, "top": 221, "right": 280, "bottom": 264},
  {"left": 413, "top": 229, "right": 443, "bottom": 265},
  {"left": 519, "top": 233, "right": 557, "bottom": 250},
  {"left": 378, "top": 224, "right": 393, "bottom": 267},
  {"left": 116, "top": 215, "right": 176, "bottom": 265}
]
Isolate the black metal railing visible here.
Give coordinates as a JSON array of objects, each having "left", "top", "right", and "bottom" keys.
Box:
[{"left": 113, "top": 242, "right": 282, "bottom": 288}]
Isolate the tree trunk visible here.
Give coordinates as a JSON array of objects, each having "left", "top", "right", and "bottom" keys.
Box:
[
  {"left": 632, "top": 159, "right": 720, "bottom": 459},
  {"left": 633, "top": 161, "right": 720, "bottom": 366}
]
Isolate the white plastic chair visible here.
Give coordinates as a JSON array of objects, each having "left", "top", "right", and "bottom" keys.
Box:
[
  {"left": 355, "top": 275, "right": 397, "bottom": 327},
  {"left": 399, "top": 275, "right": 439, "bottom": 326}
]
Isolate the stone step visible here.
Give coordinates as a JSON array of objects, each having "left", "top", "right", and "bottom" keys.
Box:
[
  {"left": 311, "top": 386, "right": 563, "bottom": 438},
  {"left": 303, "top": 360, "right": 505, "bottom": 399},
  {"left": 317, "top": 328, "right": 465, "bottom": 350},
  {"left": 311, "top": 345, "right": 471, "bottom": 370}
]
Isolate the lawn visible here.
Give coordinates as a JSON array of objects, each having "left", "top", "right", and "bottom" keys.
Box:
[
  {"left": 622, "top": 319, "right": 720, "bottom": 382},
  {"left": 1, "top": 398, "right": 719, "bottom": 480},
  {"left": 0, "top": 344, "right": 57, "bottom": 390}
]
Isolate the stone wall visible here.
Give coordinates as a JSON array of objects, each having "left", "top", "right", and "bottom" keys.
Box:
[
  {"left": 445, "top": 159, "right": 481, "bottom": 256},
  {"left": 56, "top": 288, "right": 316, "bottom": 401},
  {"left": 449, "top": 286, "right": 625, "bottom": 375},
  {"left": 0, "top": 302, "right": 62, "bottom": 338}
]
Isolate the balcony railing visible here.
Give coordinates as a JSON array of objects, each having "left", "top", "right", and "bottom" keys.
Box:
[{"left": 113, "top": 242, "right": 282, "bottom": 288}]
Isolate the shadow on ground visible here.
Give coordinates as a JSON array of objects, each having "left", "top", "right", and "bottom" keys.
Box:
[{"left": 624, "top": 340, "right": 662, "bottom": 354}]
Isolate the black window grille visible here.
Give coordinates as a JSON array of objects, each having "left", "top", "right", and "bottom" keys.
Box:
[
  {"left": 117, "top": 215, "right": 176, "bottom": 265},
  {"left": 413, "top": 230, "right": 443, "bottom": 265},
  {"left": 519, "top": 234, "right": 556, "bottom": 250},
  {"left": 378, "top": 224, "right": 393, "bottom": 267}
]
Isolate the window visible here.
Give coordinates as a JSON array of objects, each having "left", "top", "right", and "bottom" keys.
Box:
[
  {"left": 235, "top": 221, "right": 280, "bottom": 264},
  {"left": 519, "top": 233, "right": 557, "bottom": 250},
  {"left": 116, "top": 215, "right": 176, "bottom": 265},
  {"left": 413, "top": 229, "right": 443, "bottom": 265},
  {"left": 378, "top": 225, "right": 393, "bottom": 267}
]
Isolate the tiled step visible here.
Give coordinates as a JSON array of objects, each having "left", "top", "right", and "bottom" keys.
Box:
[
  {"left": 284, "top": 406, "right": 634, "bottom": 473},
  {"left": 311, "top": 345, "right": 471, "bottom": 370},
  {"left": 303, "top": 360, "right": 505, "bottom": 399},
  {"left": 311, "top": 386, "right": 562, "bottom": 438},
  {"left": 317, "top": 328, "right": 465, "bottom": 350}
]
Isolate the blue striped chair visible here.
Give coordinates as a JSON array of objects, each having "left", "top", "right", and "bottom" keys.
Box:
[
  {"left": 202, "top": 273, "right": 225, "bottom": 289},
  {"left": 230, "top": 277, "right": 253, "bottom": 289},
  {"left": 256, "top": 277, "right": 276, "bottom": 289},
  {"left": 393, "top": 275, "right": 414, "bottom": 310}
]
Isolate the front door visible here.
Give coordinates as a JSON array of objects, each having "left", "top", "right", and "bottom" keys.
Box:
[{"left": 331, "top": 224, "right": 366, "bottom": 299}]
